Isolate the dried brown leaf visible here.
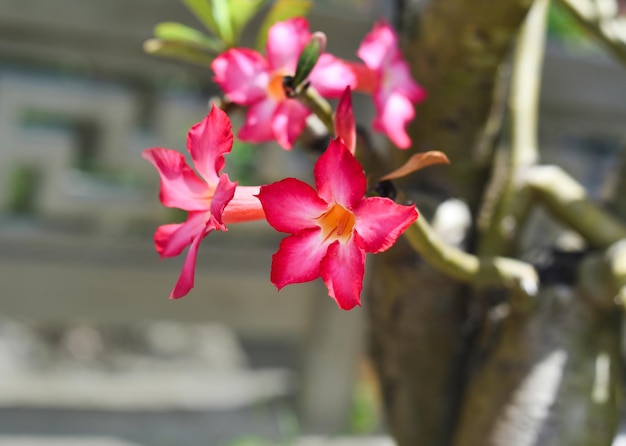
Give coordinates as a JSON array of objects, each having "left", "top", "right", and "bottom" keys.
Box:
[{"left": 380, "top": 151, "right": 450, "bottom": 181}]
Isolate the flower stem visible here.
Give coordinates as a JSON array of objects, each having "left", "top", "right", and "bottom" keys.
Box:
[{"left": 296, "top": 85, "right": 335, "bottom": 135}]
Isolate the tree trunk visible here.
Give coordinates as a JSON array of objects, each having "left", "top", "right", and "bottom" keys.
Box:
[
  {"left": 454, "top": 286, "right": 622, "bottom": 446},
  {"left": 367, "top": 1, "right": 624, "bottom": 445}
]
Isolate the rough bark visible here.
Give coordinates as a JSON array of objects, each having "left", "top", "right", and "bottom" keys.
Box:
[
  {"left": 454, "top": 286, "right": 622, "bottom": 446},
  {"left": 397, "top": 0, "right": 534, "bottom": 209},
  {"left": 368, "top": 2, "right": 533, "bottom": 444},
  {"left": 368, "top": 240, "right": 467, "bottom": 446},
  {"left": 367, "top": 1, "right": 624, "bottom": 445}
]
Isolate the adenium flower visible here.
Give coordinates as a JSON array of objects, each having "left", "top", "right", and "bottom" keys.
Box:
[
  {"left": 350, "top": 20, "right": 426, "bottom": 149},
  {"left": 334, "top": 87, "right": 356, "bottom": 154},
  {"left": 256, "top": 138, "right": 418, "bottom": 310},
  {"left": 212, "top": 17, "right": 355, "bottom": 150},
  {"left": 142, "top": 106, "right": 265, "bottom": 299}
]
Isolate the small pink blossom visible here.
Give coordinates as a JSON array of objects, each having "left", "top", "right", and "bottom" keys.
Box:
[
  {"left": 142, "top": 106, "right": 265, "bottom": 299},
  {"left": 257, "top": 138, "right": 418, "bottom": 310},
  {"left": 212, "top": 18, "right": 356, "bottom": 150},
  {"left": 351, "top": 20, "right": 426, "bottom": 149}
]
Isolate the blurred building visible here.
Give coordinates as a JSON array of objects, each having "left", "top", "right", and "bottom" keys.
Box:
[{"left": 0, "top": 1, "right": 382, "bottom": 445}]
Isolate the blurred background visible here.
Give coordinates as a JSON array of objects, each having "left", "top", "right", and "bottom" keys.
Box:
[{"left": 0, "top": 0, "right": 625, "bottom": 445}]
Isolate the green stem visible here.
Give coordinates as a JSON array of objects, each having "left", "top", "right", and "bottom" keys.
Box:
[
  {"left": 405, "top": 211, "right": 539, "bottom": 299},
  {"left": 406, "top": 164, "right": 626, "bottom": 299},
  {"left": 297, "top": 86, "right": 335, "bottom": 135},
  {"left": 478, "top": 0, "right": 549, "bottom": 256},
  {"left": 523, "top": 165, "right": 626, "bottom": 248}
]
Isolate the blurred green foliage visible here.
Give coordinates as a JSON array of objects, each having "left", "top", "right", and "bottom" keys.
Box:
[
  {"left": 348, "top": 378, "right": 380, "bottom": 434},
  {"left": 227, "top": 404, "right": 299, "bottom": 446},
  {"left": 226, "top": 140, "right": 259, "bottom": 185},
  {"left": 6, "top": 163, "right": 41, "bottom": 215},
  {"left": 147, "top": 0, "right": 312, "bottom": 66},
  {"left": 547, "top": 2, "right": 587, "bottom": 41},
  {"left": 227, "top": 437, "right": 276, "bottom": 446},
  {"left": 255, "top": 0, "right": 312, "bottom": 50}
]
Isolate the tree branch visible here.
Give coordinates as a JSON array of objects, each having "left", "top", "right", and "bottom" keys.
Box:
[
  {"left": 556, "top": 0, "right": 626, "bottom": 66},
  {"left": 608, "top": 239, "right": 626, "bottom": 306},
  {"left": 608, "top": 142, "right": 626, "bottom": 221},
  {"left": 406, "top": 161, "right": 626, "bottom": 302},
  {"left": 522, "top": 165, "right": 626, "bottom": 248},
  {"left": 479, "top": 0, "right": 549, "bottom": 256},
  {"left": 404, "top": 211, "right": 539, "bottom": 298}
]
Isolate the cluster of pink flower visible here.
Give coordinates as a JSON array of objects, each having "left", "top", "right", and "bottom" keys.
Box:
[
  {"left": 142, "top": 18, "right": 424, "bottom": 310},
  {"left": 212, "top": 18, "right": 425, "bottom": 150}
]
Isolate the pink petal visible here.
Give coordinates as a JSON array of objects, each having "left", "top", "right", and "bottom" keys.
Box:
[
  {"left": 222, "top": 186, "right": 266, "bottom": 224},
  {"left": 187, "top": 106, "right": 234, "bottom": 186},
  {"left": 208, "top": 173, "right": 237, "bottom": 230},
  {"left": 345, "top": 61, "right": 378, "bottom": 94},
  {"left": 272, "top": 100, "right": 310, "bottom": 149},
  {"left": 314, "top": 138, "right": 366, "bottom": 208},
  {"left": 386, "top": 59, "right": 427, "bottom": 102},
  {"left": 334, "top": 87, "right": 356, "bottom": 154},
  {"left": 373, "top": 90, "right": 415, "bottom": 149},
  {"left": 257, "top": 178, "right": 328, "bottom": 234},
  {"left": 353, "top": 197, "right": 418, "bottom": 253},
  {"left": 155, "top": 211, "right": 209, "bottom": 258},
  {"left": 170, "top": 231, "right": 206, "bottom": 299},
  {"left": 212, "top": 48, "right": 270, "bottom": 105},
  {"left": 309, "top": 54, "right": 356, "bottom": 98},
  {"left": 270, "top": 228, "right": 328, "bottom": 289},
  {"left": 142, "top": 148, "right": 210, "bottom": 210},
  {"left": 320, "top": 241, "right": 364, "bottom": 310},
  {"left": 357, "top": 20, "right": 398, "bottom": 71},
  {"left": 238, "top": 98, "right": 279, "bottom": 143},
  {"left": 266, "top": 18, "right": 310, "bottom": 72},
  {"left": 154, "top": 223, "right": 183, "bottom": 257}
]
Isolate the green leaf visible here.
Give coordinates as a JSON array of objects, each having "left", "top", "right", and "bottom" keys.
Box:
[
  {"left": 143, "top": 38, "right": 214, "bottom": 67},
  {"left": 228, "top": 0, "right": 265, "bottom": 41},
  {"left": 292, "top": 32, "right": 324, "bottom": 88},
  {"left": 210, "top": 0, "right": 235, "bottom": 47},
  {"left": 256, "top": 0, "right": 312, "bottom": 51},
  {"left": 181, "top": 0, "right": 218, "bottom": 35},
  {"left": 154, "top": 22, "right": 224, "bottom": 53}
]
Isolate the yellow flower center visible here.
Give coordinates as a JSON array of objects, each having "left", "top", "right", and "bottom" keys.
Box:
[
  {"left": 267, "top": 73, "right": 287, "bottom": 101},
  {"left": 317, "top": 203, "right": 355, "bottom": 244}
]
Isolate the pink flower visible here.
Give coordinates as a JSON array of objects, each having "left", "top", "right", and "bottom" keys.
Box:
[
  {"left": 212, "top": 18, "right": 356, "bottom": 150},
  {"left": 334, "top": 87, "right": 356, "bottom": 154},
  {"left": 142, "top": 106, "right": 265, "bottom": 299},
  {"left": 256, "top": 138, "right": 418, "bottom": 310},
  {"left": 351, "top": 20, "right": 426, "bottom": 149}
]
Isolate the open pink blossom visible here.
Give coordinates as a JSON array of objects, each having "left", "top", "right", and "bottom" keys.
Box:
[
  {"left": 212, "top": 18, "right": 355, "bottom": 150},
  {"left": 142, "top": 106, "right": 265, "bottom": 299},
  {"left": 256, "top": 138, "right": 418, "bottom": 310},
  {"left": 350, "top": 20, "right": 427, "bottom": 149}
]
